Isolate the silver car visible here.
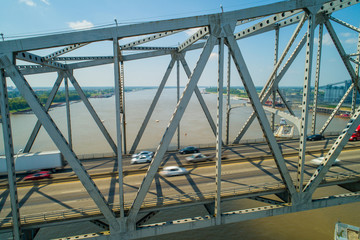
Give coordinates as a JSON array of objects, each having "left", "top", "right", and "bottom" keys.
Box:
[
  {"left": 131, "top": 154, "right": 152, "bottom": 164},
  {"left": 160, "top": 166, "right": 188, "bottom": 177},
  {"left": 131, "top": 151, "right": 154, "bottom": 158}
]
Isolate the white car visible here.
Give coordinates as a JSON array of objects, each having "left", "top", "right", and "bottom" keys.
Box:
[
  {"left": 310, "top": 157, "right": 341, "bottom": 166},
  {"left": 160, "top": 166, "right": 188, "bottom": 177},
  {"left": 185, "top": 153, "right": 213, "bottom": 163},
  {"left": 131, "top": 151, "right": 154, "bottom": 158},
  {"left": 131, "top": 155, "right": 152, "bottom": 164}
]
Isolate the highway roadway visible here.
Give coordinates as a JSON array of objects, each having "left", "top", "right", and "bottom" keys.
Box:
[{"left": 0, "top": 138, "right": 359, "bottom": 226}]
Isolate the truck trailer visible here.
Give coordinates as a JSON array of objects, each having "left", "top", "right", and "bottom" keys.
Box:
[{"left": 0, "top": 150, "right": 65, "bottom": 175}]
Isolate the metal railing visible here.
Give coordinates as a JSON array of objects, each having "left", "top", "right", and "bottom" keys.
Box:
[{"left": 1, "top": 170, "right": 358, "bottom": 228}]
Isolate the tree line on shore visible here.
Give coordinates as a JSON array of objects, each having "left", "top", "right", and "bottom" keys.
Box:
[{"left": 8, "top": 88, "right": 113, "bottom": 112}]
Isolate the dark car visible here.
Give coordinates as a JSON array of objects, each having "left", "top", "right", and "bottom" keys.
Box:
[
  {"left": 24, "top": 171, "right": 52, "bottom": 181},
  {"left": 179, "top": 146, "right": 199, "bottom": 154},
  {"left": 306, "top": 134, "right": 325, "bottom": 141}
]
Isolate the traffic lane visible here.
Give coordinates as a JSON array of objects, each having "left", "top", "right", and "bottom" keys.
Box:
[{"left": 0, "top": 151, "right": 358, "bottom": 220}]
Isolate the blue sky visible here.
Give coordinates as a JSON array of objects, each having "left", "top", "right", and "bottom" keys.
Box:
[{"left": 1, "top": 0, "right": 359, "bottom": 88}]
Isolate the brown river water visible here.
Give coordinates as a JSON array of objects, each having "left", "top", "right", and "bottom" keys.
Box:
[{"left": 0, "top": 88, "right": 359, "bottom": 239}]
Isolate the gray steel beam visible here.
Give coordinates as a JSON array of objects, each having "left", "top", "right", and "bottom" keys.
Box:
[
  {"left": 297, "top": 10, "right": 317, "bottom": 193},
  {"left": 0, "top": 68, "right": 22, "bottom": 240},
  {"left": 16, "top": 51, "right": 66, "bottom": 70},
  {"left": 113, "top": 38, "right": 125, "bottom": 224},
  {"left": 226, "top": 51, "right": 231, "bottom": 145},
  {"left": 176, "top": 58, "right": 180, "bottom": 149},
  {"left": 234, "top": 9, "right": 302, "bottom": 40},
  {"left": 319, "top": 83, "right": 354, "bottom": 135},
  {"left": 44, "top": 43, "right": 89, "bottom": 60},
  {"left": 352, "top": 33, "right": 360, "bottom": 114},
  {"left": 23, "top": 71, "right": 65, "bottom": 153},
  {"left": 129, "top": 57, "right": 176, "bottom": 154},
  {"left": 312, "top": 24, "right": 323, "bottom": 135},
  {"left": 65, "top": 76, "right": 72, "bottom": 149},
  {"left": 0, "top": 54, "right": 120, "bottom": 232},
  {"left": 271, "top": 26, "right": 280, "bottom": 131},
  {"left": 178, "top": 27, "right": 209, "bottom": 52},
  {"left": 224, "top": 25, "right": 297, "bottom": 200},
  {"left": 277, "top": 88, "right": 295, "bottom": 116},
  {"left": 328, "top": 15, "right": 360, "bottom": 33},
  {"left": 0, "top": 0, "right": 331, "bottom": 53},
  {"left": 120, "top": 30, "right": 179, "bottom": 50},
  {"left": 303, "top": 105, "right": 360, "bottom": 200},
  {"left": 215, "top": 36, "right": 224, "bottom": 224},
  {"left": 66, "top": 71, "right": 118, "bottom": 154},
  {"left": 262, "top": 106, "right": 300, "bottom": 131},
  {"left": 126, "top": 30, "right": 217, "bottom": 228}
]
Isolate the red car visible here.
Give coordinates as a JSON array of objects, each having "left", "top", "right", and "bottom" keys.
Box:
[{"left": 24, "top": 171, "right": 52, "bottom": 181}]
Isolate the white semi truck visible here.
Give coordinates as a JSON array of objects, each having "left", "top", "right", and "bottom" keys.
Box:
[{"left": 0, "top": 150, "right": 65, "bottom": 175}]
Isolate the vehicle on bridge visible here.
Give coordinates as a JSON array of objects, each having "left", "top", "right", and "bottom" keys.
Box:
[
  {"left": 0, "top": 150, "right": 65, "bottom": 175},
  {"left": 306, "top": 134, "right": 325, "bottom": 141},
  {"left": 349, "top": 125, "right": 360, "bottom": 141},
  {"left": 310, "top": 157, "right": 341, "bottom": 166},
  {"left": 131, "top": 155, "right": 152, "bottom": 164},
  {"left": 23, "top": 171, "right": 52, "bottom": 181},
  {"left": 160, "top": 166, "right": 188, "bottom": 177},
  {"left": 179, "top": 146, "right": 199, "bottom": 154},
  {"left": 185, "top": 153, "right": 213, "bottom": 163},
  {"left": 131, "top": 151, "right": 154, "bottom": 158}
]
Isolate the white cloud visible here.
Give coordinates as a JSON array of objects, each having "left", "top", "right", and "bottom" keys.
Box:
[
  {"left": 345, "top": 38, "right": 358, "bottom": 44},
  {"left": 210, "top": 52, "right": 218, "bottom": 60},
  {"left": 68, "top": 20, "right": 94, "bottom": 30},
  {"left": 41, "top": 0, "right": 50, "bottom": 5},
  {"left": 19, "top": 0, "right": 36, "bottom": 6},
  {"left": 341, "top": 32, "right": 351, "bottom": 38},
  {"left": 322, "top": 33, "right": 334, "bottom": 46}
]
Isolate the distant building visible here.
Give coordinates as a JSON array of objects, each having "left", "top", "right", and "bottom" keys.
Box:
[{"left": 323, "top": 80, "right": 352, "bottom": 103}]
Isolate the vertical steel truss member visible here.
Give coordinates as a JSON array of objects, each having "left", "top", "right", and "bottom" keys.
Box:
[
  {"left": 0, "top": 67, "right": 22, "bottom": 239},
  {"left": 120, "top": 60, "right": 127, "bottom": 154},
  {"left": 129, "top": 57, "right": 176, "bottom": 154},
  {"left": 0, "top": 55, "right": 120, "bottom": 232},
  {"left": 113, "top": 38, "right": 125, "bottom": 223},
  {"left": 297, "top": 11, "right": 316, "bottom": 193},
  {"left": 312, "top": 24, "right": 323, "bottom": 135},
  {"left": 233, "top": 14, "right": 307, "bottom": 144},
  {"left": 215, "top": 36, "right": 224, "bottom": 224},
  {"left": 177, "top": 58, "right": 180, "bottom": 149},
  {"left": 65, "top": 76, "right": 72, "bottom": 149},
  {"left": 224, "top": 25, "right": 297, "bottom": 200},
  {"left": 304, "top": 105, "right": 360, "bottom": 200},
  {"left": 226, "top": 51, "right": 231, "bottom": 145},
  {"left": 127, "top": 30, "right": 218, "bottom": 228},
  {"left": 23, "top": 72, "right": 65, "bottom": 153},
  {"left": 352, "top": 33, "right": 360, "bottom": 114},
  {"left": 65, "top": 71, "right": 118, "bottom": 154},
  {"left": 319, "top": 83, "right": 354, "bottom": 135},
  {"left": 271, "top": 26, "right": 279, "bottom": 131}
]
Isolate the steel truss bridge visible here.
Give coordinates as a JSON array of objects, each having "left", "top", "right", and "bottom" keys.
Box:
[{"left": 0, "top": 0, "right": 360, "bottom": 239}]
